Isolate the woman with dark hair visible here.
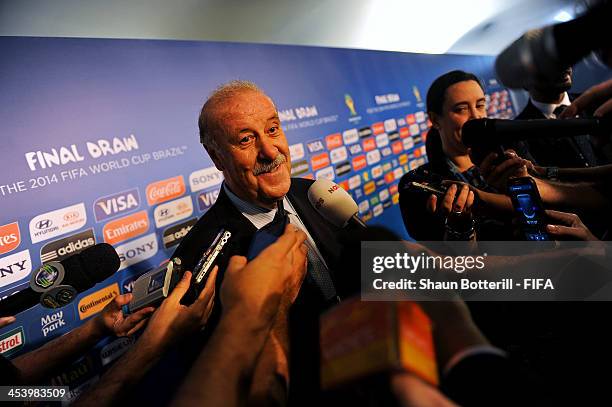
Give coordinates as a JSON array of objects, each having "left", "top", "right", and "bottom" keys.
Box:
[{"left": 398, "top": 70, "right": 527, "bottom": 240}]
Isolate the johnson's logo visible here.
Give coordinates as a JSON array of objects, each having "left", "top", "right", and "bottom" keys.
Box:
[
  {"left": 146, "top": 176, "right": 185, "bottom": 205},
  {"left": 0, "top": 223, "right": 20, "bottom": 255}
]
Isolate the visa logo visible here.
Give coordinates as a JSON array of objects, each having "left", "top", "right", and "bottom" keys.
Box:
[
  {"left": 198, "top": 189, "right": 220, "bottom": 212},
  {"left": 94, "top": 188, "right": 140, "bottom": 222},
  {"left": 306, "top": 140, "right": 325, "bottom": 153}
]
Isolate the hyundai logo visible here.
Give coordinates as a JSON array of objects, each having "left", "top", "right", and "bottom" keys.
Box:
[{"left": 36, "top": 219, "right": 52, "bottom": 230}]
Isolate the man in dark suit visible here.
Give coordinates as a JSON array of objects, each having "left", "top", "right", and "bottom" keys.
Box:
[
  {"left": 172, "top": 80, "right": 346, "bottom": 405},
  {"left": 513, "top": 67, "right": 598, "bottom": 168}
]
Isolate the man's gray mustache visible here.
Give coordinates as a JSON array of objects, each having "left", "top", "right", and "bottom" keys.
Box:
[{"left": 253, "top": 154, "right": 287, "bottom": 176}]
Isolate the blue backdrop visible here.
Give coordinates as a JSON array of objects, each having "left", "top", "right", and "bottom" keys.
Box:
[{"left": 1, "top": 36, "right": 522, "bottom": 395}]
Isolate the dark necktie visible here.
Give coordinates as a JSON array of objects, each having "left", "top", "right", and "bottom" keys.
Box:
[{"left": 553, "top": 104, "right": 566, "bottom": 118}]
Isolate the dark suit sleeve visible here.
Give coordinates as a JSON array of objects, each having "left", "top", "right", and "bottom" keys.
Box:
[{"left": 441, "top": 352, "right": 548, "bottom": 406}]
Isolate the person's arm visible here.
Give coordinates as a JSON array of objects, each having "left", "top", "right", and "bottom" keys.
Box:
[
  {"left": 534, "top": 177, "right": 611, "bottom": 211},
  {"left": 12, "top": 293, "right": 153, "bottom": 384},
  {"left": 73, "top": 269, "right": 217, "bottom": 407},
  {"left": 172, "top": 225, "right": 307, "bottom": 407},
  {"left": 560, "top": 78, "right": 612, "bottom": 118}
]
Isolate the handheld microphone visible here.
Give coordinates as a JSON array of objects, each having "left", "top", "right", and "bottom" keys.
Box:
[
  {"left": 0, "top": 243, "right": 120, "bottom": 315},
  {"left": 462, "top": 117, "right": 612, "bottom": 148},
  {"left": 495, "top": 1, "right": 612, "bottom": 88},
  {"left": 307, "top": 179, "right": 366, "bottom": 229}
]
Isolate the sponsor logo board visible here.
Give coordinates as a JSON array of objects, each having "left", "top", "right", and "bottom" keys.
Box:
[
  {"left": 342, "top": 128, "right": 359, "bottom": 145},
  {"left": 146, "top": 175, "right": 185, "bottom": 205},
  {"left": 115, "top": 233, "right": 158, "bottom": 271},
  {"left": 0, "top": 223, "right": 20, "bottom": 255},
  {"left": 289, "top": 143, "right": 305, "bottom": 161},
  {"left": 197, "top": 188, "right": 220, "bottom": 212},
  {"left": 40, "top": 229, "right": 96, "bottom": 263},
  {"left": 78, "top": 283, "right": 120, "bottom": 320},
  {"left": 189, "top": 168, "right": 223, "bottom": 193},
  {"left": 103, "top": 211, "right": 149, "bottom": 245},
  {"left": 162, "top": 218, "right": 197, "bottom": 249},
  {"left": 29, "top": 203, "right": 87, "bottom": 244},
  {"left": 0, "top": 327, "right": 25, "bottom": 356},
  {"left": 154, "top": 196, "right": 193, "bottom": 229},
  {"left": 93, "top": 188, "right": 140, "bottom": 222},
  {"left": 0, "top": 250, "right": 32, "bottom": 288}
]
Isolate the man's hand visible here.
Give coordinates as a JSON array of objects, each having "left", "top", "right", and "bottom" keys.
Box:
[
  {"left": 140, "top": 268, "right": 218, "bottom": 351},
  {"left": 480, "top": 150, "right": 530, "bottom": 191},
  {"left": 426, "top": 183, "right": 474, "bottom": 217},
  {"left": 560, "top": 78, "right": 612, "bottom": 118},
  {"left": 94, "top": 293, "right": 155, "bottom": 337},
  {"left": 0, "top": 316, "right": 15, "bottom": 328},
  {"left": 545, "top": 210, "right": 599, "bottom": 241},
  {"left": 220, "top": 224, "right": 308, "bottom": 324}
]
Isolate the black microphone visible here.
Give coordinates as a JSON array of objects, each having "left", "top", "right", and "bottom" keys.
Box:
[
  {"left": 495, "top": 1, "right": 612, "bottom": 88},
  {"left": 307, "top": 179, "right": 366, "bottom": 229},
  {"left": 0, "top": 243, "right": 120, "bottom": 316},
  {"left": 462, "top": 117, "right": 612, "bottom": 148}
]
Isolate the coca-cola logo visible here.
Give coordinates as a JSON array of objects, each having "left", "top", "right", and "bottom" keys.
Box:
[{"left": 146, "top": 176, "right": 185, "bottom": 205}]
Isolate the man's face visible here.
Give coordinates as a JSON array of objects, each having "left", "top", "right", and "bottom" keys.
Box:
[
  {"left": 208, "top": 90, "right": 291, "bottom": 208},
  {"left": 533, "top": 67, "right": 573, "bottom": 95}
]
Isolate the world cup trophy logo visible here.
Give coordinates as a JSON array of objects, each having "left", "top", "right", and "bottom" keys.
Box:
[
  {"left": 412, "top": 86, "right": 422, "bottom": 103},
  {"left": 344, "top": 94, "right": 357, "bottom": 116}
]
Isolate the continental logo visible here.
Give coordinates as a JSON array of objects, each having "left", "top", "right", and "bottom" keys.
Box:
[
  {"left": 146, "top": 175, "right": 185, "bottom": 206},
  {"left": 162, "top": 217, "right": 197, "bottom": 249},
  {"left": 0, "top": 223, "right": 20, "bottom": 255},
  {"left": 399, "top": 127, "right": 410, "bottom": 138},
  {"left": 0, "top": 327, "right": 25, "bottom": 356},
  {"left": 93, "top": 188, "right": 140, "bottom": 222},
  {"left": 40, "top": 228, "right": 96, "bottom": 263},
  {"left": 78, "top": 283, "right": 119, "bottom": 320},
  {"left": 364, "top": 181, "right": 376, "bottom": 195},
  {"left": 102, "top": 211, "right": 149, "bottom": 245}
]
